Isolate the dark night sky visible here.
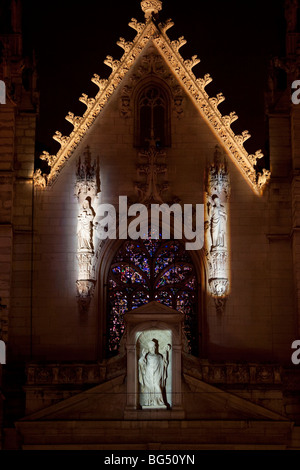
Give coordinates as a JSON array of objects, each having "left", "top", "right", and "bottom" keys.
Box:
[{"left": 21, "top": 0, "right": 286, "bottom": 165}]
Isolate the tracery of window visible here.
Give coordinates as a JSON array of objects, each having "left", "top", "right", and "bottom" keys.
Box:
[
  {"left": 135, "top": 85, "right": 171, "bottom": 148},
  {"left": 107, "top": 238, "right": 198, "bottom": 357}
]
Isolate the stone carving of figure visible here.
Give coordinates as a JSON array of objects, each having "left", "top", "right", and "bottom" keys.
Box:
[
  {"left": 210, "top": 195, "right": 227, "bottom": 250},
  {"left": 77, "top": 200, "right": 94, "bottom": 251},
  {"left": 138, "top": 339, "right": 171, "bottom": 407}
]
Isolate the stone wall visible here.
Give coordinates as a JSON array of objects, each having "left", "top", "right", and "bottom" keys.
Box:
[
  {"left": 10, "top": 112, "right": 36, "bottom": 360},
  {"left": 0, "top": 103, "right": 15, "bottom": 346}
]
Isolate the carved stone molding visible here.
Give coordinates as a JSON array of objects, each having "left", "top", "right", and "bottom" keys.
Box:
[
  {"left": 183, "top": 355, "right": 282, "bottom": 385},
  {"left": 209, "top": 278, "right": 229, "bottom": 298},
  {"left": 26, "top": 362, "right": 107, "bottom": 385},
  {"left": 76, "top": 280, "right": 96, "bottom": 315},
  {"left": 75, "top": 148, "right": 100, "bottom": 312},
  {"left": 209, "top": 251, "right": 228, "bottom": 277},
  {"left": 120, "top": 49, "right": 185, "bottom": 120},
  {"left": 120, "top": 85, "right": 132, "bottom": 118},
  {"left": 77, "top": 252, "right": 94, "bottom": 280},
  {"left": 33, "top": 168, "right": 47, "bottom": 189},
  {"left": 135, "top": 140, "right": 169, "bottom": 203},
  {"left": 24, "top": 358, "right": 282, "bottom": 386},
  {"left": 206, "top": 147, "right": 231, "bottom": 199},
  {"left": 74, "top": 146, "right": 100, "bottom": 204},
  {"left": 76, "top": 279, "right": 95, "bottom": 297},
  {"left": 154, "top": 34, "right": 270, "bottom": 194},
  {"left": 205, "top": 147, "right": 230, "bottom": 314},
  {"left": 141, "top": 0, "right": 162, "bottom": 19}
]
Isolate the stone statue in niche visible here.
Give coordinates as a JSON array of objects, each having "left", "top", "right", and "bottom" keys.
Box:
[
  {"left": 138, "top": 339, "right": 171, "bottom": 408},
  {"left": 210, "top": 195, "right": 227, "bottom": 251},
  {"left": 77, "top": 200, "right": 94, "bottom": 251}
]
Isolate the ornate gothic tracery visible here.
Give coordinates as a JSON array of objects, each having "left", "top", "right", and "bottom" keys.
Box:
[{"left": 135, "top": 84, "right": 170, "bottom": 147}]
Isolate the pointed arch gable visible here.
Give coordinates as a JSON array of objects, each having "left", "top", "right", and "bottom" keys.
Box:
[{"left": 33, "top": 7, "right": 270, "bottom": 195}]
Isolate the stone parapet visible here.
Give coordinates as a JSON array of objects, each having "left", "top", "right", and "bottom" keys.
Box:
[{"left": 25, "top": 356, "right": 283, "bottom": 387}]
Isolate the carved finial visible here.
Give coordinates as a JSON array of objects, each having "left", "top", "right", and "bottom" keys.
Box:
[
  {"left": 222, "top": 112, "right": 238, "bottom": 127},
  {"left": 117, "top": 38, "right": 133, "bottom": 53},
  {"left": 248, "top": 150, "right": 264, "bottom": 166},
  {"left": 91, "top": 75, "right": 108, "bottom": 92},
  {"left": 40, "top": 151, "right": 56, "bottom": 167},
  {"left": 128, "top": 18, "right": 145, "bottom": 33},
  {"left": 171, "top": 36, "right": 187, "bottom": 52},
  {"left": 104, "top": 56, "right": 121, "bottom": 72},
  {"left": 184, "top": 55, "right": 201, "bottom": 72},
  {"left": 196, "top": 74, "right": 213, "bottom": 90},
  {"left": 141, "top": 0, "right": 162, "bottom": 19},
  {"left": 209, "top": 93, "right": 225, "bottom": 108},
  {"left": 160, "top": 18, "right": 174, "bottom": 33},
  {"left": 33, "top": 169, "right": 47, "bottom": 188},
  {"left": 53, "top": 131, "right": 70, "bottom": 147}
]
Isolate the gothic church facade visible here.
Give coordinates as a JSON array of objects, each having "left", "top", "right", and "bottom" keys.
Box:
[{"left": 0, "top": 0, "right": 300, "bottom": 450}]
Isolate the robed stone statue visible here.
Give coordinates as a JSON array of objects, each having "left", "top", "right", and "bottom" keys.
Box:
[
  {"left": 77, "top": 200, "right": 94, "bottom": 251},
  {"left": 138, "top": 339, "right": 171, "bottom": 408},
  {"left": 210, "top": 195, "right": 227, "bottom": 251}
]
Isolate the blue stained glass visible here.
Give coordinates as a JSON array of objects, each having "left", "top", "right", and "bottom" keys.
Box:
[
  {"left": 108, "top": 291, "right": 128, "bottom": 352},
  {"left": 156, "top": 265, "right": 192, "bottom": 287},
  {"left": 154, "top": 253, "right": 175, "bottom": 275},
  {"left": 154, "top": 290, "right": 173, "bottom": 308},
  {"left": 111, "top": 265, "right": 146, "bottom": 285},
  {"left": 185, "top": 277, "right": 196, "bottom": 290},
  {"left": 132, "top": 290, "right": 150, "bottom": 309},
  {"left": 109, "top": 279, "right": 117, "bottom": 289},
  {"left": 143, "top": 238, "right": 161, "bottom": 256},
  {"left": 107, "top": 237, "right": 198, "bottom": 356}
]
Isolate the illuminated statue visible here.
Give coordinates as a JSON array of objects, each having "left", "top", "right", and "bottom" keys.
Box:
[
  {"left": 77, "top": 200, "right": 94, "bottom": 251},
  {"left": 138, "top": 339, "right": 171, "bottom": 407},
  {"left": 210, "top": 195, "right": 227, "bottom": 250}
]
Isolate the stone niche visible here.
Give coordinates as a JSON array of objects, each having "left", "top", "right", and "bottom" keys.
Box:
[{"left": 124, "top": 301, "right": 185, "bottom": 419}]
